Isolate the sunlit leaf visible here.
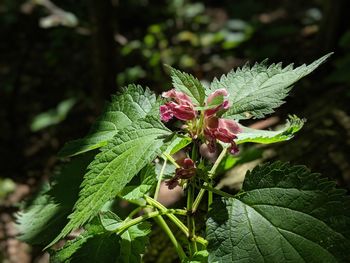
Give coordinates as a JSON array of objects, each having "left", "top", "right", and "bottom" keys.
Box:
[
  {"left": 209, "top": 53, "right": 332, "bottom": 120},
  {"left": 48, "top": 117, "right": 170, "bottom": 247},
  {"left": 167, "top": 65, "right": 206, "bottom": 106},
  {"left": 236, "top": 115, "right": 305, "bottom": 144},
  {"left": 59, "top": 85, "right": 159, "bottom": 157}
]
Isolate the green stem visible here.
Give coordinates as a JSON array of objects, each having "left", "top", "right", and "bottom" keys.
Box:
[
  {"left": 145, "top": 195, "right": 188, "bottom": 234},
  {"left": 188, "top": 142, "right": 198, "bottom": 255},
  {"left": 154, "top": 159, "right": 167, "bottom": 200},
  {"left": 117, "top": 209, "right": 178, "bottom": 234},
  {"left": 194, "top": 183, "right": 236, "bottom": 199},
  {"left": 196, "top": 111, "right": 205, "bottom": 136},
  {"left": 162, "top": 152, "right": 180, "bottom": 168},
  {"left": 144, "top": 195, "right": 207, "bottom": 246},
  {"left": 125, "top": 206, "right": 146, "bottom": 221},
  {"left": 208, "top": 147, "right": 228, "bottom": 179},
  {"left": 208, "top": 184, "right": 213, "bottom": 211},
  {"left": 153, "top": 216, "right": 187, "bottom": 261},
  {"left": 192, "top": 147, "right": 228, "bottom": 213},
  {"left": 187, "top": 183, "right": 197, "bottom": 255}
]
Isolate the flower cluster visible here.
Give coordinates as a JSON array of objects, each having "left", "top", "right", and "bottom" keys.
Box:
[{"left": 160, "top": 88, "right": 241, "bottom": 155}]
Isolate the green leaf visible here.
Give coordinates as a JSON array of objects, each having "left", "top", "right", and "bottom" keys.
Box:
[
  {"left": 99, "top": 210, "right": 122, "bottom": 232},
  {"left": 119, "top": 164, "right": 157, "bottom": 202},
  {"left": 187, "top": 250, "right": 209, "bottom": 263},
  {"left": 100, "top": 211, "right": 151, "bottom": 263},
  {"left": 59, "top": 85, "right": 159, "bottom": 157},
  {"left": 119, "top": 221, "right": 151, "bottom": 263},
  {"left": 164, "top": 134, "right": 192, "bottom": 155},
  {"left": 195, "top": 94, "right": 224, "bottom": 111},
  {"left": 209, "top": 53, "right": 332, "bottom": 120},
  {"left": 206, "top": 162, "right": 350, "bottom": 263},
  {"left": 51, "top": 218, "right": 120, "bottom": 263},
  {"left": 0, "top": 177, "right": 15, "bottom": 199},
  {"left": 167, "top": 65, "right": 206, "bottom": 106},
  {"left": 31, "top": 98, "right": 76, "bottom": 132},
  {"left": 48, "top": 117, "right": 170, "bottom": 247},
  {"left": 16, "top": 153, "right": 94, "bottom": 245},
  {"left": 236, "top": 115, "right": 305, "bottom": 144}
]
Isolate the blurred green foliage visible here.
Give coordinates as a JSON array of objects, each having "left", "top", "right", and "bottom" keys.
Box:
[
  {"left": 117, "top": 0, "right": 253, "bottom": 87},
  {"left": 30, "top": 98, "right": 76, "bottom": 132},
  {"left": 0, "top": 178, "right": 15, "bottom": 201}
]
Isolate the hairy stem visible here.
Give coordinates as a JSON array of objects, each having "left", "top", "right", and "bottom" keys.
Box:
[
  {"left": 192, "top": 147, "right": 228, "bottom": 213},
  {"left": 208, "top": 184, "right": 213, "bottom": 211},
  {"left": 145, "top": 195, "right": 188, "bottom": 234},
  {"left": 187, "top": 183, "right": 197, "bottom": 255},
  {"left": 116, "top": 209, "right": 181, "bottom": 234},
  {"left": 188, "top": 142, "right": 198, "bottom": 255},
  {"left": 162, "top": 152, "right": 180, "bottom": 168},
  {"left": 208, "top": 147, "right": 227, "bottom": 179},
  {"left": 125, "top": 206, "right": 146, "bottom": 221},
  {"left": 144, "top": 195, "right": 207, "bottom": 246},
  {"left": 154, "top": 158, "right": 167, "bottom": 200},
  {"left": 153, "top": 216, "right": 187, "bottom": 261}
]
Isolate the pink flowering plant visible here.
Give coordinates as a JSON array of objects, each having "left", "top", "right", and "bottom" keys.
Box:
[{"left": 17, "top": 53, "right": 350, "bottom": 262}]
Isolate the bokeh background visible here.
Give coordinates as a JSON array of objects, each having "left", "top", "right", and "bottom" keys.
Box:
[{"left": 1, "top": 0, "right": 349, "bottom": 262}]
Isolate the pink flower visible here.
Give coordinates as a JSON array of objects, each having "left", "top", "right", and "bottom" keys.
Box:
[
  {"left": 159, "top": 87, "right": 241, "bottom": 155},
  {"left": 204, "top": 88, "right": 230, "bottom": 117},
  {"left": 203, "top": 89, "right": 240, "bottom": 155},
  {"left": 165, "top": 158, "right": 196, "bottom": 189},
  {"left": 160, "top": 90, "right": 197, "bottom": 122},
  {"left": 204, "top": 116, "right": 241, "bottom": 154}
]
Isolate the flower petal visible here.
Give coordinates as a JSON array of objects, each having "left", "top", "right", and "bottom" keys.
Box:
[
  {"left": 172, "top": 104, "right": 197, "bottom": 121},
  {"left": 218, "top": 119, "right": 241, "bottom": 134},
  {"left": 160, "top": 104, "right": 174, "bottom": 122},
  {"left": 204, "top": 117, "right": 240, "bottom": 144},
  {"left": 205, "top": 88, "right": 230, "bottom": 117},
  {"left": 207, "top": 88, "right": 228, "bottom": 103},
  {"left": 228, "top": 142, "right": 239, "bottom": 155},
  {"left": 162, "top": 89, "right": 194, "bottom": 106}
]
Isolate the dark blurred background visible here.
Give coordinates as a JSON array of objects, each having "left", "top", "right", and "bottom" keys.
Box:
[{"left": 0, "top": 0, "right": 349, "bottom": 262}]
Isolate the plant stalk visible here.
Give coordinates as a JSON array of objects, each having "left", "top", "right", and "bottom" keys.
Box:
[
  {"left": 187, "top": 183, "right": 197, "bottom": 255},
  {"left": 153, "top": 216, "right": 187, "bottom": 261},
  {"left": 154, "top": 158, "right": 167, "bottom": 201},
  {"left": 144, "top": 195, "right": 207, "bottom": 246},
  {"left": 117, "top": 209, "right": 178, "bottom": 234},
  {"left": 162, "top": 152, "right": 180, "bottom": 168},
  {"left": 192, "top": 147, "right": 228, "bottom": 213},
  {"left": 188, "top": 142, "right": 198, "bottom": 255}
]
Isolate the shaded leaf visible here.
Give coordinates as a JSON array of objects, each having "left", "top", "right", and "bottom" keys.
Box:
[
  {"left": 99, "top": 211, "right": 122, "bottom": 232},
  {"left": 31, "top": 98, "right": 76, "bottom": 132},
  {"left": 119, "top": 222, "right": 151, "bottom": 263},
  {"left": 100, "top": 211, "right": 151, "bottom": 263},
  {"left": 206, "top": 162, "right": 350, "bottom": 263},
  {"left": 51, "top": 219, "right": 120, "bottom": 263},
  {"left": 16, "top": 153, "right": 94, "bottom": 245}
]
